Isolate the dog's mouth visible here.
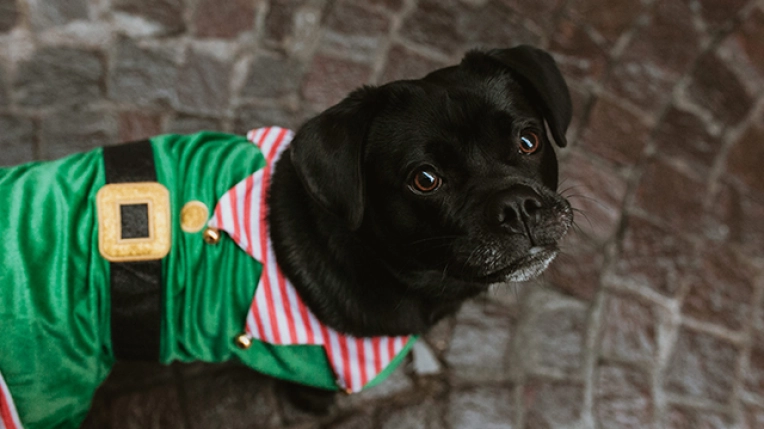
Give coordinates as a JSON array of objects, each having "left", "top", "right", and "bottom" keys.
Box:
[{"left": 475, "top": 245, "right": 559, "bottom": 284}]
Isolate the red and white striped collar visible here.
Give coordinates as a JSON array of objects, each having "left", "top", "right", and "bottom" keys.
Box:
[{"left": 208, "top": 127, "right": 412, "bottom": 393}]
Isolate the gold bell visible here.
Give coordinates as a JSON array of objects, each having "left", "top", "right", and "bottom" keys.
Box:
[
  {"left": 234, "top": 333, "right": 253, "bottom": 350},
  {"left": 180, "top": 201, "right": 209, "bottom": 233},
  {"left": 203, "top": 227, "right": 221, "bottom": 244}
]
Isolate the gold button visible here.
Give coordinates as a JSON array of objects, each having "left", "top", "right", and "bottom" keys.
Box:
[
  {"left": 234, "top": 333, "right": 253, "bottom": 350},
  {"left": 180, "top": 201, "right": 209, "bottom": 233},
  {"left": 203, "top": 227, "right": 221, "bottom": 244}
]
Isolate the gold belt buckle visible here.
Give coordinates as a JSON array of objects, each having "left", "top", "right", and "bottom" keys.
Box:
[{"left": 97, "top": 182, "right": 171, "bottom": 262}]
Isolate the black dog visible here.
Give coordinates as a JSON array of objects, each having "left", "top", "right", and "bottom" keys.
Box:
[
  {"left": 269, "top": 45, "right": 573, "bottom": 409},
  {"left": 0, "top": 45, "right": 572, "bottom": 426}
]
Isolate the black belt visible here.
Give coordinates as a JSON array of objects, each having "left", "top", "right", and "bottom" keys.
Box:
[{"left": 103, "top": 140, "right": 163, "bottom": 361}]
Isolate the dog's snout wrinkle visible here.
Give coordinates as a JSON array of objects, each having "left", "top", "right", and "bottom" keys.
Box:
[{"left": 487, "top": 185, "right": 544, "bottom": 235}]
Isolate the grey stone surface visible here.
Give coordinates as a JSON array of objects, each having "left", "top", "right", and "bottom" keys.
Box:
[
  {"left": 595, "top": 364, "right": 653, "bottom": 429},
  {"left": 534, "top": 308, "right": 586, "bottom": 373},
  {"left": 666, "top": 406, "right": 734, "bottom": 429},
  {"left": 599, "top": 293, "right": 656, "bottom": 363},
  {"left": 301, "top": 54, "right": 372, "bottom": 107},
  {"left": 167, "top": 115, "right": 222, "bottom": 135},
  {"left": 686, "top": 52, "right": 754, "bottom": 127},
  {"left": 0, "top": 1, "right": 763, "bottom": 428},
  {"left": 0, "top": 63, "right": 8, "bottom": 107},
  {"left": 558, "top": 150, "right": 629, "bottom": 242},
  {"left": 746, "top": 334, "right": 764, "bottom": 403},
  {"left": 652, "top": 105, "right": 722, "bottom": 174},
  {"left": 515, "top": 289, "right": 587, "bottom": 377},
  {"left": 610, "top": 215, "right": 696, "bottom": 297},
  {"left": 320, "top": 1, "right": 390, "bottom": 62},
  {"left": 27, "top": 0, "right": 88, "bottom": 30},
  {"left": 13, "top": 47, "right": 103, "bottom": 107},
  {"left": 0, "top": 115, "right": 35, "bottom": 166},
  {"left": 331, "top": 413, "right": 374, "bottom": 429},
  {"left": 664, "top": 328, "right": 740, "bottom": 404},
  {"left": 411, "top": 341, "right": 441, "bottom": 376},
  {"left": 263, "top": 0, "right": 318, "bottom": 47},
  {"left": 176, "top": 49, "right": 232, "bottom": 116},
  {"left": 378, "top": 400, "right": 438, "bottom": 429},
  {"left": 234, "top": 104, "right": 306, "bottom": 135},
  {"left": 0, "top": 0, "right": 18, "bottom": 33},
  {"left": 40, "top": 109, "right": 117, "bottom": 160},
  {"left": 399, "top": 0, "right": 464, "bottom": 56},
  {"left": 445, "top": 300, "right": 514, "bottom": 383},
  {"left": 107, "top": 37, "right": 178, "bottom": 107},
  {"left": 192, "top": 0, "right": 256, "bottom": 39},
  {"left": 448, "top": 387, "right": 514, "bottom": 429},
  {"left": 241, "top": 54, "right": 304, "bottom": 99},
  {"left": 118, "top": 111, "right": 162, "bottom": 142},
  {"left": 524, "top": 380, "right": 585, "bottom": 429},
  {"left": 112, "top": 0, "right": 186, "bottom": 36},
  {"left": 379, "top": 44, "right": 446, "bottom": 83}
]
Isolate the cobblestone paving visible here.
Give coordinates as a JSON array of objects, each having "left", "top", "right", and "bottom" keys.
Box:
[{"left": 1, "top": 0, "right": 764, "bottom": 428}]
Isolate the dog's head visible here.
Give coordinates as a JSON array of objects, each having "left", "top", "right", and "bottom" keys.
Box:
[{"left": 291, "top": 45, "right": 573, "bottom": 297}]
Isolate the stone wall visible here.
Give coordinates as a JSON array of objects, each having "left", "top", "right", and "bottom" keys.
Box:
[{"left": 1, "top": 0, "right": 763, "bottom": 428}]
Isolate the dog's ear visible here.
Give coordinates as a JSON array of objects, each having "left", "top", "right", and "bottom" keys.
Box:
[
  {"left": 289, "top": 86, "right": 382, "bottom": 231},
  {"left": 483, "top": 45, "right": 572, "bottom": 147}
]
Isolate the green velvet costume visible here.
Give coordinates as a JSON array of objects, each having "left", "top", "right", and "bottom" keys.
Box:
[{"left": 0, "top": 132, "right": 412, "bottom": 429}]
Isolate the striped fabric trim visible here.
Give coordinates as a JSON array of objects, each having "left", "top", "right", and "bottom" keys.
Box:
[
  {"left": 209, "top": 127, "right": 411, "bottom": 392},
  {"left": 0, "top": 371, "right": 22, "bottom": 429}
]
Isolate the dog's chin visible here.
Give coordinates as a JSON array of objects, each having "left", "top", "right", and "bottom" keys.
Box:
[{"left": 476, "top": 246, "right": 559, "bottom": 284}]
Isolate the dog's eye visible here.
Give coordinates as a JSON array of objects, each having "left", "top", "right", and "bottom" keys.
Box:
[
  {"left": 411, "top": 168, "right": 442, "bottom": 194},
  {"left": 519, "top": 130, "right": 541, "bottom": 154}
]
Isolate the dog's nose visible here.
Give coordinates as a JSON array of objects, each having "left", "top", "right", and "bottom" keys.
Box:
[{"left": 487, "top": 185, "right": 544, "bottom": 234}]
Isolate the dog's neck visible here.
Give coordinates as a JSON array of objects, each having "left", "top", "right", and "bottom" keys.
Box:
[{"left": 267, "top": 152, "right": 477, "bottom": 338}]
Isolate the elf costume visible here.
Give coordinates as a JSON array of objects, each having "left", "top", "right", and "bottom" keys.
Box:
[{"left": 0, "top": 127, "right": 415, "bottom": 429}]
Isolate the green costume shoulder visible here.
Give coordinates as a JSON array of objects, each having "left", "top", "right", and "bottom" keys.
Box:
[
  {"left": 0, "top": 133, "right": 262, "bottom": 428},
  {"left": 0, "top": 147, "right": 111, "bottom": 429}
]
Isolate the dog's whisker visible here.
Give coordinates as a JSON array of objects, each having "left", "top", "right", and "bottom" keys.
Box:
[
  {"left": 565, "top": 194, "right": 610, "bottom": 213},
  {"left": 533, "top": 270, "right": 556, "bottom": 293},
  {"left": 438, "top": 262, "right": 451, "bottom": 297},
  {"left": 570, "top": 208, "right": 595, "bottom": 234},
  {"left": 460, "top": 246, "right": 486, "bottom": 277},
  {"left": 569, "top": 222, "right": 589, "bottom": 239},
  {"left": 404, "top": 235, "right": 461, "bottom": 247},
  {"left": 557, "top": 178, "right": 573, "bottom": 192},
  {"left": 558, "top": 183, "right": 584, "bottom": 195},
  {"left": 558, "top": 184, "right": 582, "bottom": 197},
  {"left": 570, "top": 216, "right": 587, "bottom": 232},
  {"left": 556, "top": 244, "right": 582, "bottom": 255}
]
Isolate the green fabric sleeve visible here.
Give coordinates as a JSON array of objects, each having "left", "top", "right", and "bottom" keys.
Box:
[
  {"left": 150, "top": 132, "right": 266, "bottom": 364},
  {"left": 0, "top": 151, "right": 112, "bottom": 429}
]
